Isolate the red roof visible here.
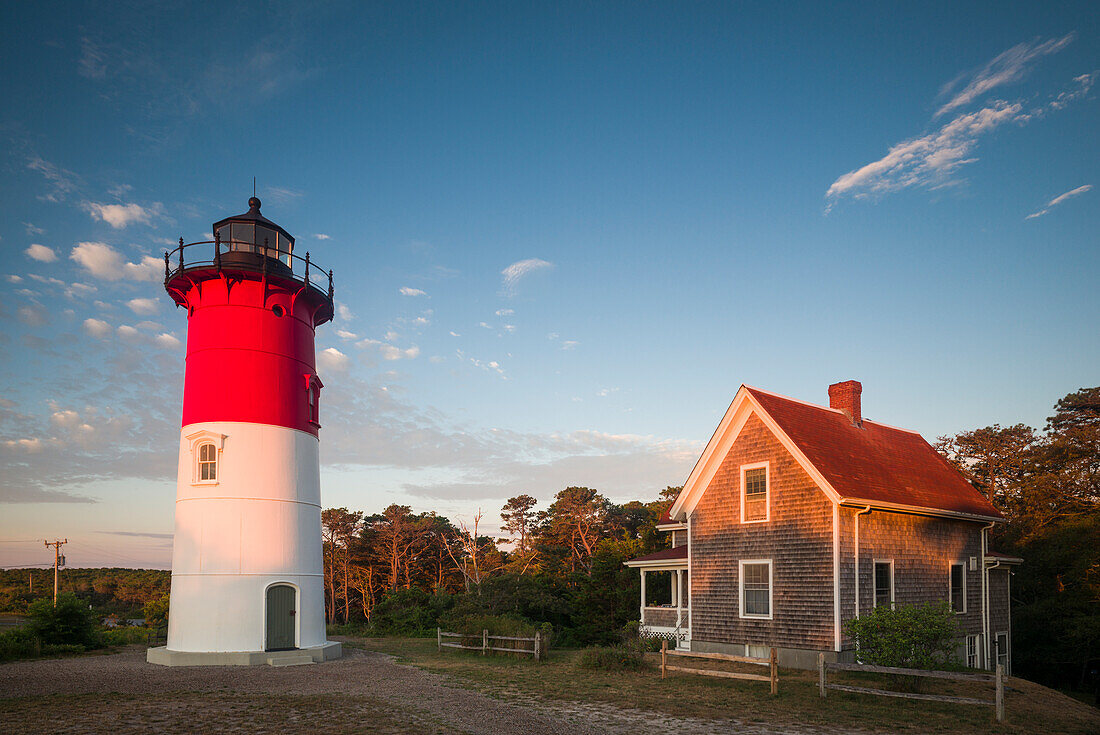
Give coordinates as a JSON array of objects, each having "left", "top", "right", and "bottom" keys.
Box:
[
  {"left": 626, "top": 545, "right": 688, "bottom": 565},
  {"left": 656, "top": 508, "right": 677, "bottom": 525},
  {"left": 747, "top": 387, "right": 1002, "bottom": 520}
]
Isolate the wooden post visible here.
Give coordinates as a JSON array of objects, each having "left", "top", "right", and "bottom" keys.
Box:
[
  {"left": 534, "top": 631, "right": 541, "bottom": 662},
  {"left": 661, "top": 639, "right": 667, "bottom": 679},
  {"left": 818, "top": 652, "right": 826, "bottom": 698},
  {"left": 437, "top": 627, "right": 441, "bottom": 652},
  {"left": 770, "top": 647, "right": 778, "bottom": 695},
  {"left": 995, "top": 663, "right": 1004, "bottom": 723},
  {"left": 482, "top": 629, "right": 488, "bottom": 656}
]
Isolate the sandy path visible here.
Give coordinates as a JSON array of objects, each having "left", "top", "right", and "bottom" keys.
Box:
[{"left": 0, "top": 646, "right": 859, "bottom": 734}]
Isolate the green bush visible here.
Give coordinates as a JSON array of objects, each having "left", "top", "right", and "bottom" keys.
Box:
[
  {"left": 843, "top": 601, "right": 962, "bottom": 670},
  {"left": 0, "top": 627, "right": 85, "bottom": 661},
  {"left": 26, "top": 593, "right": 98, "bottom": 648},
  {"left": 577, "top": 644, "right": 651, "bottom": 671},
  {"left": 101, "top": 625, "right": 149, "bottom": 646},
  {"left": 143, "top": 594, "right": 170, "bottom": 627}
]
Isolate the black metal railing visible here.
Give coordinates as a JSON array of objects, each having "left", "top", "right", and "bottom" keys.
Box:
[
  {"left": 147, "top": 623, "right": 168, "bottom": 648},
  {"left": 164, "top": 234, "right": 334, "bottom": 302}
]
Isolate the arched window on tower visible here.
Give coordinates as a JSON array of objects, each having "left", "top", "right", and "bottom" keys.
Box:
[
  {"left": 197, "top": 442, "right": 218, "bottom": 482},
  {"left": 304, "top": 374, "right": 324, "bottom": 426}
]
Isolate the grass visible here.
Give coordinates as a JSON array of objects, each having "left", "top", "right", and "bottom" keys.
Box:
[{"left": 351, "top": 636, "right": 1100, "bottom": 735}]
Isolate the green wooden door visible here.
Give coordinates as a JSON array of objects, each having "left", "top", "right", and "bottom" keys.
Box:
[{"left": 266, "top": 585, "right": 297, "bottom": 651}]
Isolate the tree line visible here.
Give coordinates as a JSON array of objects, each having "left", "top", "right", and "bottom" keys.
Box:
[{"left": 935, "top": 386, "right": 1099, "bottom": 694}]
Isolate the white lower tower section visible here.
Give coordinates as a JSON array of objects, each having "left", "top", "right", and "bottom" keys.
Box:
[{"left": 165, "top": 421, "right": 328, "bottom": 655}]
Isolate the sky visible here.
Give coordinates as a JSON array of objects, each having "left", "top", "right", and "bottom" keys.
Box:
[{"left": 1, "top": 1, "right": 1097, "bottom": 569}]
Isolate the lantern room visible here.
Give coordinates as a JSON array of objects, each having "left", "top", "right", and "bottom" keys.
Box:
[{"left": 212, "top": 196, "right": 295, "bottom": 269}]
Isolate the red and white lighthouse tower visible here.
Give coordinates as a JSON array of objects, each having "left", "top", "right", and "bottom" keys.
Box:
[{"left": 148, "top": 198, "right": 340, "bottom": 665}]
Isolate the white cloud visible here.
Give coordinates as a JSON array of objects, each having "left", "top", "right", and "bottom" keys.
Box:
[
  {"left": 82, "top": 201, "right": 162, "bottom": 229},
  {"left": 501, "top": 258, "right": 552, "bottom": 294},
  {"left": 83, "top": 318, "right": 112, "bottom": 338},
  {"left": 336, "top": 329, "right": 358, "bottom": 340},
  {"left": 6, "top": 275, "right": 23, "bottom": 283},
  {"left": 24, "top": 222, "right": 45, "bottom": 236},
  {"left": 313, "top": 233, "right": 331, "bottom": 240},
  {"left": 495, "top": 308, "right": 514, "bottom": 317},
  {"left": 1026, "top": 184, "right": 1092, "bottom": 220},
  {"left": 70, "top": 242, "right": 163, "bottom": 282},
  {"left": 561, "top": 340, "right": 579, "bottom": 350},
  {"left": 66, "top": 283, "right": 97, "bottom": 298},
  {"left": 135, "top": 320, "right": 163, "bottom": 331},
  {"left": 936, "top": 34, "right": 1075, "bottom": 118},
  {"left": 127, "top": 297, "right": 159, "bottom": 315},
  {"left": 116, "top": 325, "right": 140, "bottom": 339},
  {"left": 382, "top": 344, "right": 419, "bottom": 361},
  {"left": 336, "top": 303, "right": 354, "bottom": 321},
  {"left": 384, "top": 330, "right": 400, "bottom": 341},
  {"left": 154, "top": 333, "right": 181, "bottom": 349},
  {"left": 25, "top": 244, "right": 57, "bottom": 262},
  {"left": 317, "top": 347, "right": 350, "bottom": 371},
  {"left": 449, "top": 331, "right": 461, "bottom": 337},
  {"left": 399, "top": 287, "right": 426, "bottom": 297},
  {"left": 826, "top": 44, "right": 1093, "bottom": 211}
]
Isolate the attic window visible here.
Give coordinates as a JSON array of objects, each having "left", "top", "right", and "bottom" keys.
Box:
[{"left": 741, "top": 463, "right": 769, "bottom": 523}]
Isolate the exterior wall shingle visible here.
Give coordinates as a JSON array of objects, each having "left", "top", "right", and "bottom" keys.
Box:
[{"left": 690, "top": 413, "right": 835, "bottom": 651}]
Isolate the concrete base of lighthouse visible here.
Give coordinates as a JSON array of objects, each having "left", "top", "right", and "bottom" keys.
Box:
[{"left": 147, "top": 640, "right": 341, "bottom": 667}]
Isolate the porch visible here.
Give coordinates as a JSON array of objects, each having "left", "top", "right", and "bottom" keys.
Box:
[{"left": 623, "top": 546, "right": 690, "bottom": 649}]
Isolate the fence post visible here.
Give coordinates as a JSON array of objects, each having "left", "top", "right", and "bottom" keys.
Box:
[
  {"left": 482, "top": 629, "right": 488, "bottom": 656},
  {"left": 534, "top": 631, "right": 541, "bottom": 662},
  {"left": 437, "top": 627, "right": 441, "bottom": 653},
  {"left": 995, "top": 663, "right": 1005, "bottom": 723},
  {"left": 770, "top": 647, "right": 778, "bottom": 695},
  {"left": 661, "top": 639, "right": 667, "bottom": 679},
  {"left": 818, "top": 653, "right": 826, "bottom": 698}
]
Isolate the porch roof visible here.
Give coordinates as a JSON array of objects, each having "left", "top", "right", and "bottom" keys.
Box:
[{"left": 624, "top": 545, "right": 688, "bottom": 568}]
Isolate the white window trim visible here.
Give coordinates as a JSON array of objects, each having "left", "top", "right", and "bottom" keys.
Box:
[
  {"left": 950, "top": 561, "right": 967, "bottom": 614},
  {"left": 738, "top": 558, "right": 773, "bottom": 620},
  {"left": 739, "top": 461, "right": 770, "bottom": 524},
  {"left": 872, "top": 558, "right": 894, "bottom": 609},
  {"left": 966, "top": 633, "right": 980, "bottom": 668},
  {"left": 994, "top": 630, "right": 1009, "bottom": 670},
  {"left": 186, "top": 429, "right": 225, "bottom": 486}
]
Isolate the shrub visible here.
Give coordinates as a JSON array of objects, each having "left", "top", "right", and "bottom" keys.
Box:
[
  {"left": 101, "top": 625, "right": 149, "bottom": 646},
  {"left": 843, "top": 601, "right": 962, "bottom": 670},
  {"left": 577, "top": 645, "right": 651, "bottom": 671},
  {"left": 0, "top": 627, "right": 85, "bottom": 661},
  {"left": 25, "top": 593, "right": 98, "bottom": 648},
  {"left": 143, "top": 594, "right": 170, "bottom": 627}
]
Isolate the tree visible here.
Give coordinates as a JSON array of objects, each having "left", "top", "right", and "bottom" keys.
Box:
[
  {"left": 447, "top": 509, "right": 503, "bottom": 595},
  {"left": 372, "top": 505, "right": 426, "bottom": 592},
  {"left": 500, "top": 494, "right": 538, "bottom": 553},
  {"left": 934, "top": 424, "right": 1036, "bottom": 512},
  {"left": 539, "top": 487, "right": 610, "bottom": 575},
  {"left": 322, "top": 507, "right": 363, "bottom": 623}
]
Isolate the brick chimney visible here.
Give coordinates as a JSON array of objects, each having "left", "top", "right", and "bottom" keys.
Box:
[{"left": 828, "top": 380, "right": 862, "bottom": 426}]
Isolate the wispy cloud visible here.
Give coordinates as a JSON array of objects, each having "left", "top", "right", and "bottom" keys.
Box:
[
  {"left": 936, "top": 34, "right": 1075, "bottom": 118},
  {"left": 501, "top": 258, "right": 552, "bottom": 295},
  {"left": 26, "top": 156, "right": 79, "bottom": 202},
  {"left": 313, "top": 233, "right": 331, "bottom": 240},
  {"left": 127, "top": 298, "right": 159, "bottom": 315},
  {"left": 25, "top": 244, "right": 58, "bottom": 262},
  {"left": 1025, "top": 184, "right": 1092, "bottom": 220},
  {"left": 356, "top": 339, "right": 420, "bottom": 361},
  {"left": 82, "top": 201, "right": 163, "bottom": 229},
  {"left": 399, "top": 287, "right": 427, "bottom": 297},
  {"left": 826, "top": 59, "right": 1095, "bottom": 211}
]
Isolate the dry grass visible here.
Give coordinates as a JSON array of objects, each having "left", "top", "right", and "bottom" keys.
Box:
[{"left": 355, "top": 637, "right": 1100, "bottom": 735}]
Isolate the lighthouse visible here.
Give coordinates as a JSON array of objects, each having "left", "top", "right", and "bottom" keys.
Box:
[{"left": 148, "top": 197, "right": 341, "bottom": 665}]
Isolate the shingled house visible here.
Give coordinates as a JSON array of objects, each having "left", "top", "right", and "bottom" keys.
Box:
[{"left": 625, "top": 381, "right": 1020, "bottom": 671}]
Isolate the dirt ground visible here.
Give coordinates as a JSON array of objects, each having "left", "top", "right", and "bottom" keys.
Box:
[{"left": 0, "top": 645, "right": 868, "bottom": 735}]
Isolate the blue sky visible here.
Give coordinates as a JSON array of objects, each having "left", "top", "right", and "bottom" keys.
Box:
[{"left": 1, "top": 2, "right": 1097, "bottom": 568}]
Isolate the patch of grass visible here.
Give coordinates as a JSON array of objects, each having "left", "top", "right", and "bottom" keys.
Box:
[
  {"left": 354, "top": 636, "right": 1100, "bottom": 735},
  {"left": 577, "top": 645, "right": 651, "bottom": 671}
]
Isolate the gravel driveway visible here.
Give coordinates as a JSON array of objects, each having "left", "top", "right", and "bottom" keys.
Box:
[{"left": 0, "top": 646, "right": 861, "bottom": 734}]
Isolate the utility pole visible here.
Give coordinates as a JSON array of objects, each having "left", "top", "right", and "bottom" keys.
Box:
[{"left": 44, "top": 539, "right": 67, "bottom": 606}]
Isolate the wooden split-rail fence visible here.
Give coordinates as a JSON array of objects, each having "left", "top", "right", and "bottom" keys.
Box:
[
  {"left": 437, "top": 628, "right": 542, "bottom": 662},
  {"left": 818, "top": 654, "right": 1006, "bottom": 723},
  {"left": 661, "top": 640, "right": 779, "bottom": 695}
]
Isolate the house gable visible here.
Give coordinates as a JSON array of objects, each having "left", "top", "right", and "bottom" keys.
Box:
[
  {"left": 690, "top": 411, "right": 835, "bottom": 650},
  {"left": 670, "top": 386, "right": 840, "bottom": 522}
]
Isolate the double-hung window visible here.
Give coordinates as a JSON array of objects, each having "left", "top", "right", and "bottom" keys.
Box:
[
  {"left": 950, "top": 563, "right": 966, "bottom": 613},
  {"left": 197, "top": 442, "right": 217, "bottom": 482},
  {"left": 741, "top": 462, "right": 769, "bottom": 523},
  {"left": 873, "top": 560, "right": 894, "bottom": 609},
  {"left": 966, "top": 634, "right": 979, "bottom": 668},
  {"left": 739, "top": 560, "right": 772, "bottom": 619}
]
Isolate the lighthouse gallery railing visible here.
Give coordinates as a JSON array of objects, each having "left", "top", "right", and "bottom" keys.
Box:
[{"left": 164, "top": 236, "right": 334, "bottom": 301}]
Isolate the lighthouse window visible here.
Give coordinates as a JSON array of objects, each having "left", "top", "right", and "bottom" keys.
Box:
[
  {"left": 197, "top": 442, "right": 217, "bottom": 481},
  {"left": 308, "top": 385, "right": 320, "bottom": 424}
]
